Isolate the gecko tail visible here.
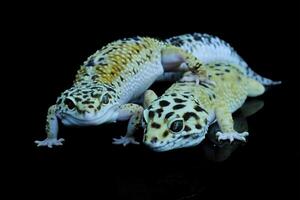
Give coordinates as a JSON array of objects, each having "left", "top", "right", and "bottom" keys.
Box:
[{"left": 245, "top": 67, "right": 282, "bottom": 86}]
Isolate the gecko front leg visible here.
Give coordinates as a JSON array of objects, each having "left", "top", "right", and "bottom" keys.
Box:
[
  {"left": 214, "top": 104, "right": 249, "bottom": 142},
  {"left": 112, "top": 103, "right": 143, "bottom": 146},
  {"left": 35, "top": 105, "right": 64, "bottom": 148}
]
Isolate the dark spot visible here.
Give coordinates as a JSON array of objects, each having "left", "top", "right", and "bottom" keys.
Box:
[
  {"left": 151, "top": 122, "right": 161, "bottom": 129},
  {"left": 169, "top": 38, "right": 184, "bottom": 47},
  {"left": 184, "top": 125, "right": 191, "bottom": 132},
  {"left": 148, "top": 110, "right": 154, "bottom": 119},
  {"left": 98, "top": 57, "right": 104, "bottom": 62},
  {"left": 82, "top": 100, "right": 93, "bottom": 104},
  {"left": 120, "top": 76, "right": 124, "bottom": 81},
  {"left": 173, "top": 104, "right": 185, "bottom": 110},
  {"left": 86, "top": 59, "right": 94, "bottom": 67},
  {"left": 215, "top": 63, "right": 221, "bottom": 66},
  {"left": 199, "top": 83, "right": 209, "bottom": 88},
  {"left": 212, "top": 94, "right": 216, "bottom": 99},
  {"left": 88, "top": 105, "right": 94, "bottom": 108},
  {"left": 215, "top": 73, "right": 224, "bottom": 76},
  {"left": 183, "top": 112, "right": 199, "bottom": 121},
  {"left": 225, "top": 69, "right": 230, "bottom": 73},
  {"left": 195, "top": 124, "right": 202, "bottom": 129},
  {"left": 171, "top": 93, "right": 177, "bottom": 97},
  {"left": 182, "top": 95, "right": 189, "bottom": 99},
  {"left": 92, "top": 75, "right": 98, "bottom": 80},
  {"left": 75, "top": 97, "right": 82, "bottom": 102},
  {"left": 97, "top": 105, "right": 101, "bottom": 110},
  {"left": 204, "top": 119, "right": 208, "bottom": 124},
  {"left": 165, "top": 112, "right": 174, "bottom": 119},
  {"left": 193, "top": 33, "right": 202, "bottom": 40},
  {"left": 238, "top": 76, "right": 242, "bottom": 81},
  {"left": 174, "top": 98, "right": 187, "bottom": 103},
  {"left": 162, "top": 130, "right": 169, "bottom": 137},
  {"left": 183, "top": 135, "right": 190, "bottom": 139},
  {"left": 105, "top": 86, "right": 116, "bottom": 92},
  {"left": 194, "top": 105, "right": 206, "bottom": 112},
  {"left": 151, "top": 137, "right": 158, "bottom": 143},
  {"left": 91, "top": 93, "right": 100, "bottom": 98},
  {"left": 156, "top": 108, "right": 164, "bottom": 117},
  {"left": 159, "top": 100, "right": 170, "bottom": 107}
]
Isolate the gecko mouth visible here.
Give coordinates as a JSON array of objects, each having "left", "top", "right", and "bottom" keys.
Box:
[
  {"left": 60, "top": 105, "right": 119, "bottom": 126},
  {"left": 147, "top": 132, "right": 206, "bottom": 152}
]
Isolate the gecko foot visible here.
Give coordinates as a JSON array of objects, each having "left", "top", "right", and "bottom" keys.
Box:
[
  {"left": 35, "top": 138, "right": 65, "bottom": 148},
  {"left": 216, "top": 131, "right": 249, "bottom": 143},
  {"left": 112, "top": 136, "right": 140, "bottom": 146},
  {"left": 180, "top": 72, "right": 215, "bottom": 86}
]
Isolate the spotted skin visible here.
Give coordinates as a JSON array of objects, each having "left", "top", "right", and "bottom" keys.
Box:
[
  {"left": 143, "top": 63, "right": 266, "bottom": 151},
  {"left": 35, "top": 33, "right": 278, "bottom": 148},
  {"left": 166, "top": 33, "right": 281, "bottom": 85},
  {"left": 35, "top": 36, "right": 213, "bottom": 148}
]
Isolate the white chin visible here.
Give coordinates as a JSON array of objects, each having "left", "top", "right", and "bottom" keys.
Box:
[
  {"left": 60, "top": 106, "right": 119, "bottom": 126},
  {"left": 149, "top": 135, "right": 206, "bottom": 152}
]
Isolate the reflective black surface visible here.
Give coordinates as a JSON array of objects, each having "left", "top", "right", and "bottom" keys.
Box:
[{"left": 9, "top": 2, "right": 299, "bottom": 199}]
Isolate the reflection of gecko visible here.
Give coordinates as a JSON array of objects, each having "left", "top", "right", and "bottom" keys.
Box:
[
  {"left": 202, "top": 99, "right": 264, "bottom": 162},
  {"left": 143, "top": 61, "right": 278, "bottom": 151}
]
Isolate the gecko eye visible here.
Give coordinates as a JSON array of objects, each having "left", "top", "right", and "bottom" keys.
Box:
[
  {"left": 64, "top": 98, "right": 76, "bottom": 110},
  {"left": 168, "top": 118, "right": 184, "bottom": 133},
  {"left": 101, "top": 93, "right": 110, "bottom": 104}
]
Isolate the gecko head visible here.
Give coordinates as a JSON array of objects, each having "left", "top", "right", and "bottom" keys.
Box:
[
  {"left": 143, "top": 93, "right": 209, "bottom": 152},
  {"left": 55, "top": 82, "right": 119, "bottom": 125}
]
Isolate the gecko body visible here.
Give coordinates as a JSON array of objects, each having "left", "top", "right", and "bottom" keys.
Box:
[
  {"left": 143, "top": 62, "right": 271, "bottom": 151},
  {"left": 35, "top": 33, "right": 280, "bottom": 148}
]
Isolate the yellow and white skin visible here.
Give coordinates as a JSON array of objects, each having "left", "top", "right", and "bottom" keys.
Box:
[
  {"left": 142, "top": 62, "right": 278, "bottom": 152},
  {"left": 35, "top": 36, "right": 212, "bottom": 148},
  {"left": 35, "top": 33, "right": 280, "bottom": 148}
]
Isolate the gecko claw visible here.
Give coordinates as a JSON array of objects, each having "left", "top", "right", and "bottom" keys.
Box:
[
  {"left": 35, "top": 138, "right": 65, "bottom": 148},
  {"left": 180, "top": 72, "right": 215, "bottom": 86},
  {"left": 216, "top": 131, "right": 249, "bottom": 143},
  {"left": 112, "top": 136, "right": 140, "bottom": 146}
]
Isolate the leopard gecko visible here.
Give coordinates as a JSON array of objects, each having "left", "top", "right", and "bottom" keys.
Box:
[
  {"left": 142, "top": 62, "right": 279, "bottom": 151},
  {"left": 35, "top": 33, "right": 279, "bottom": 148}
]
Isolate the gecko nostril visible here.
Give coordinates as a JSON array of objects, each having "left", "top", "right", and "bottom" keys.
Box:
[{"left": 151, "top": 137, "right": 158, "bottom": 143}]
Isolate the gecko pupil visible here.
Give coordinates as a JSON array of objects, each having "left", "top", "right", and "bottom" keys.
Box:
[
  {"left": 170, "top": 119, "right": 184, "bottom": 133},
  {"left": 64, "top": 99, "right": 75, "bottom": 109}
]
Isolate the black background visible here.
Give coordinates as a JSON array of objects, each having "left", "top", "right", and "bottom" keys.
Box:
[{"left": 5, "top": 1, "right": 299, "bottom": 199}]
